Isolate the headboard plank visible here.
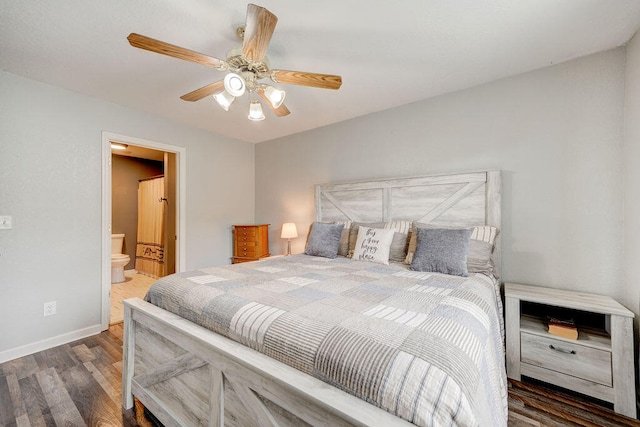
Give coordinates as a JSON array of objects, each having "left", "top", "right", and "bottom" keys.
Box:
[
  {"left": 417, "top": 181, "right": 484, "bottom": 223},
  {"left": 486, "top": 170, "right": 502, "bottom": 271},
  {"left": 382, "top": 188, "right": 391, "bottom": 221},
  {"left": 320, "top": 191, "right": 360, "bottom": 221},
  {"left": 317, "top": 172, "right": 487, "bottom": 193}
]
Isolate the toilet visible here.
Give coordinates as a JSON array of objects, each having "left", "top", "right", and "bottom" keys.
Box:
[{"left": 111, "top": 234, "right": 131, "bottom": 284}]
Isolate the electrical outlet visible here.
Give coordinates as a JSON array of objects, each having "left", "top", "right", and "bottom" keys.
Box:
[
  {"left": 0, "top": 216, "right": 12, "bottom": 229},
  {"left": 44, "top": 301, "right": 56, "bottom": 317}
]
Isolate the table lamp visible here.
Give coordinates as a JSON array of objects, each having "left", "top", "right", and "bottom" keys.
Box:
[{"left": 281, "top": 223, "right": 298, "bottom": 256}]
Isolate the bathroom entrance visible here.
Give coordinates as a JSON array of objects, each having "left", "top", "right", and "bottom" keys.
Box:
[
  {"left": 111, "top": 151, "right": 175, "bottom": 279},
  {"left": 101, "top": 132, "right": 186, "bottom": 330}
]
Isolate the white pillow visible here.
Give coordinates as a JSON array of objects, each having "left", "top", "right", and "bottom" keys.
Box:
[{"left": 351, "top": 226, "right": 395, "bottom": 265}]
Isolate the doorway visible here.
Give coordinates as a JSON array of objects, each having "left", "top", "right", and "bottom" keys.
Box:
[{"left": 101, "top": 132, "right": 186, "bottom": 330}]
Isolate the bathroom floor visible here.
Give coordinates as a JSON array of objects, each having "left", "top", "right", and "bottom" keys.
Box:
[{"left": 110, "top": 271, "right": 157, "bottom": 325}]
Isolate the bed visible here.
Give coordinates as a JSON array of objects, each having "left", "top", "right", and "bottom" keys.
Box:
[{"left": 122, "top": 170, "right": 506, "bottom": 426}]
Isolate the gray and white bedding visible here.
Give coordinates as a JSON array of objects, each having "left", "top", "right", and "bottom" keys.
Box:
[{"left": 145, "top": 254, "right": 508, "bottom": 427}]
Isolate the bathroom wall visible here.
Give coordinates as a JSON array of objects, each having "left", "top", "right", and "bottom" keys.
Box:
[{"left": 111, "top": 154, "right": 164, "bottom": 270}]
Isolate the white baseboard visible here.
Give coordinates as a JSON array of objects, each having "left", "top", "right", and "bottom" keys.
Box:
[{"left": 0, "top": 324, "right": 103, "bottom": 364}]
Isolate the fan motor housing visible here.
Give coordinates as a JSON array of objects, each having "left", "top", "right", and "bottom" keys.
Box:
[{"left": 226, "top": 48, "right": 270, "bottom": 82}]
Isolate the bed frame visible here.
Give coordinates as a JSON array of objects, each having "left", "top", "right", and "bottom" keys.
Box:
[{"left": 122, "top": 170, "right": 502, "bottom": 426}]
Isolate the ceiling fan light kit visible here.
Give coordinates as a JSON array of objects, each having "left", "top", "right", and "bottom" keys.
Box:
[{"left": 127, "top": 3, "right": 342, "bottom": 121}]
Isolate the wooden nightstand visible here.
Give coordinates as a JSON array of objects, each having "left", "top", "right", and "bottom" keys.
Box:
[{"left": 505, "top": 283, "right": 636, "bottom": 418}]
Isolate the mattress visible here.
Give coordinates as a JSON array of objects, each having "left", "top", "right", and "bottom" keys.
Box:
[{"left": 145, "top": 254, "right": 508, "bottom": 426}]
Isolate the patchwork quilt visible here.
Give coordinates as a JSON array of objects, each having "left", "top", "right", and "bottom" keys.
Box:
[{"left": 145, "top": 254, "right": 507, "bottom": 427}]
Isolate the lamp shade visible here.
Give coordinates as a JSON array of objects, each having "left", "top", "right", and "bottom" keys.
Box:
[
  {"left": 281, "top": 223, "right": 298, "bottom": 239},
  {"left": 224, "top": 73, "right": 246, "bottom": 97},
  {"left": 213, "top": 90, "right": 235, "bottom": 111},
  {"left": 248, "top": 100, "right": 265, "bottom": 121},
  {"left": 263, "top": 85, "right": 286, "bottom": 109}
]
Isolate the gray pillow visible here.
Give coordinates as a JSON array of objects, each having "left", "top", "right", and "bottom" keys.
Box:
[
  {"left": 410, "top": 227, "right": 473, "bottom": 276},
  {"left": 304, "top": 222, "right": 345, "bottom": 258}
]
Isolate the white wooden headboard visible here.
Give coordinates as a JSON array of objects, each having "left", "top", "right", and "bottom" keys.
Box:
[{"left": 314, "top": 171, "right": 502, "bottom": 268}]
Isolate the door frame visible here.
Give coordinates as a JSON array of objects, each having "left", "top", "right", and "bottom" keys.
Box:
[{"left": 101, "top": 132, "right": 187, "bottom": 330}]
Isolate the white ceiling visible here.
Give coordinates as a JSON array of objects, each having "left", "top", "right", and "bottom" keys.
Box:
[{"left": 2, "top": 1, "right": 640, "bottom": 144}]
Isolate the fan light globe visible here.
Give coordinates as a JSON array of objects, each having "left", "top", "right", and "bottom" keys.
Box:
[
  {"left": 213, "top": 90, "right": 235, "bottom": 111},
  {"left": 263, "top": 85, "right": 286, "bottom": 109},
  {"left": 248, "top": 100, "right": 265, "bottom": 121},
  {"left": 224, "top": 73, "right": 246, "bottom": 97}
]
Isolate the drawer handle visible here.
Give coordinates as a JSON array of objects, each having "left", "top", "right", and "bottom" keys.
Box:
[{"left": 549, "top": 344, "right": 576, "bottom": 355}]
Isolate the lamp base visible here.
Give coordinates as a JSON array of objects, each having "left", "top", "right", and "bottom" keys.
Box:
[{"left": 286, "top": 239, "right": 292, "bottom": 256}]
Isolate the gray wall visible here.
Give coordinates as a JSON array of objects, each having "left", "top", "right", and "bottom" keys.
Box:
[
  {"left": 624, "top": 33, "right": 640, "bottom": 325},
  {"left": 111, "top": 154, "right": 164, "bottom": 270},
  {"left": 0, "top": 70, "right": 255, "bottom": 356},
  {"left": 256, "top": 49, "right": 629, "bottom": 308}
]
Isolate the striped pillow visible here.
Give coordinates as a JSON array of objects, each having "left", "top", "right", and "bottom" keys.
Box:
[
  {"left": 332, "top": 221, "right": 352, "bottom": 257},
  {"left": 384, "top": 221, "right": 412, "bottom": 263}
]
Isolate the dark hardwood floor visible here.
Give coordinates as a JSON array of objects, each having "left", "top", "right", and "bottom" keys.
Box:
[
  {"left": 1, "top": 324, "right": 639, "bottom": 426},
  {"left": 0, "top": 324, "right": 142, "bottom": 426}
]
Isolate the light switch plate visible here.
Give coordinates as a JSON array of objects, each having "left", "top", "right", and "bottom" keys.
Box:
[{"left": 0, "top": 216, "right": 12, "bottom": 229}]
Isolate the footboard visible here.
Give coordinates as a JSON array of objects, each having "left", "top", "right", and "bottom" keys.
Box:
[{"left": 122, "top": 298, "right": 414, "bottom": 427}]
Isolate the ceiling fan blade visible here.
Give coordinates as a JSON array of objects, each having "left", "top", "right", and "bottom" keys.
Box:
[
  {"left": 127, "top": 33, "right": 225, "bottom": 69},
  {"left": 271, "top": 70, "right": 342, "bottom": 90},
  {"left": 180, "top": 80, "right": 225, "bottom": 102},
  {"left": 242, "top": 4, "right": 278, "bottom": 63},
  {"left": 256, "top": 89, "right": 291, "bottom": 117}
]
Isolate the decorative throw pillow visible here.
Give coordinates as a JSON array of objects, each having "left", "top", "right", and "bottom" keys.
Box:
[
  {"left": 347, "top": 221, "right": 411, "bottom": 262},
  {"left": 351, "top": 226, "right": 395, "bottom": 265},
  {"left": 410, "top": 227, "right": 473, "bottom": 276},
  {"left": 404, "top": 222, "right": 499, "bottom": 275},
  {"left": 304, "top": 222, "right": 345, "bottom": 258},
  {"left": 347, "top": 222, "right": 385, "bottom": 257}
]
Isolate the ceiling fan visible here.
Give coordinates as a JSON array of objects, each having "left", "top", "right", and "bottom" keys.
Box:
[{"left": 127, "top": 3, "right": 342, "bottom": 121}]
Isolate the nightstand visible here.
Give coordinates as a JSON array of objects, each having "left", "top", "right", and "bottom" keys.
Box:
[{"left": 505, "top": 283, "right": 636, "bottom": 418}]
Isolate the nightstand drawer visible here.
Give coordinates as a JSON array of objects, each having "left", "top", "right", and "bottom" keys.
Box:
[{"left": 521, "top": 332, "right": 612, "bottom": 386}]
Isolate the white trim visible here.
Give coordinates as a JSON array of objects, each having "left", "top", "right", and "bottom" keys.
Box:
[
  {"left": 0, "top": 324, "right": 102, "bottom": 364},
  {"left": 101, "top": 132, "right": 187, "bottom": 331}
]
